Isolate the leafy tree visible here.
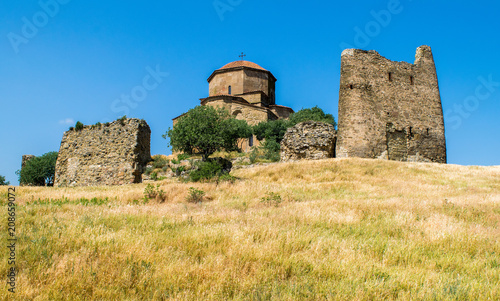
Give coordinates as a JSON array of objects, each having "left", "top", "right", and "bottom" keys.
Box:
[
  {"left": 252, "top": 106, "right": 336, "bottom": 162},
  {"left": 164, "top": 106, "right": 252, "bottom": 160},
  {"left": 0, "top": 175, "right": 9, "bottom": 186},
  {"left": 289, "top": 106, "right": 336, "bottom": 127},
  {"left": 253, "top": 119, "right": 291, "bottom": 144},
  {"left": 16, "top": 152, "right": 58, "bottom": 186}
]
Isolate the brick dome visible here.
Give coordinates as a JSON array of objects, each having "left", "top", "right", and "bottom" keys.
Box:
[{"left": 220, "top": 60, "right": 267, "bottom": 71}]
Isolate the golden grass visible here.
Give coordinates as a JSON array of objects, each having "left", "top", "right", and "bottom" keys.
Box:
[{"left": 1, "top": 158, "right": 499, "bottom": 300}]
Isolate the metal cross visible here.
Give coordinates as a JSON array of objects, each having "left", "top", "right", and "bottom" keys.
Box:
[{"left": 239, "top": 52, "right": 246, "bottom": 60}]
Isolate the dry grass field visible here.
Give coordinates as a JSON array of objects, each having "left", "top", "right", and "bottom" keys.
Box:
[{"left": 1, "top": 158, "right": 499, "bottom": 300}]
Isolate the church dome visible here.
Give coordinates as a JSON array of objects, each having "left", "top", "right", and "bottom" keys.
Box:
[{"left": 220, "top": 60, "right": 267, "bottom": 71}]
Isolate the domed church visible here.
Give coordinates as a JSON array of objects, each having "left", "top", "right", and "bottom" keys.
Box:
[{"left": 173, "top": 58, "right": 294, "bottom": 151}]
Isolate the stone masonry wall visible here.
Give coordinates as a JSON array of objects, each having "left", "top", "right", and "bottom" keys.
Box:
[
  {"left": 336, "top": 46, "right": 447, "bottom": 163},
  {"left": 281, "top": 121, "right": 337, "bottom": 161},
  {"left": 54, "top": 118, "right": 151, "bottom": 187}
]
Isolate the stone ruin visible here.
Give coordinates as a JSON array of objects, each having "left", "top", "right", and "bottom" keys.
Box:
[
  {"left": 54, "top": 118, "right": 151, "bottom": 187},
  {"left": 21, "top": 155, "right": 36, "bottom": 169},
  {"left": 336, "top": 46, "right": 447, "bottom": 163},
  {"left": 282, "top": 46, "right": 447, "bottom": 164},
  {"left": 281, "top": 121, "right": 337, "bottom": 161}
]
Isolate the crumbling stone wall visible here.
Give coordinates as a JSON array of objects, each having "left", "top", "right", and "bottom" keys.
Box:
[
  {"left": 54, "top": 118, "right": 151, "bottom": 187},
  {"left": 19, "top": 155, "right": 36, "bottom": 186},
  {"left": 21, "top": 155, "right": 36, "bottom": 169},
  {"left": 281, "top": 121, "right": 337, "bottom": 161},
  {"left": 336, "top": 46, "right": 447, "bottom": 163}
]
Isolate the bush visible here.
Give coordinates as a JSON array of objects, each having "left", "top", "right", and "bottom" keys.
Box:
[
  {"left": 262, "top": 140, "right": 281, "bottom": 162},
  {"left": 151, "top": 155, "right": 169, "bottom": 169},
  {"left": 143, "top": 184, "right": 166, "bottom": 203},
  {"left": 150, "top": 172, "right": 158, "bottom": 181},
  {"left": 0, "top": 175, "right": 9, "bottom": 186},
  {"left": 172, "top": 166, "right": 186, "bottom": 177},
  {"left": 252, "top": 106, "right": 336, "bottom": 162},
  {"left": 177, "top": 154, "right": 190, "bottom": 161},
  {"left": 117, "top": 115, "right": 127, "bottom": 125},
  {"left": 217, "top": 173, "right": 237, "bottom": 184},
  {"left": 186, "top": 187, "right": 205, "bottom": 203},
  {"left": 16, "top": 152, "right": 58, "bottom": 186},
  {"left": 189, "top": 161, "right": 224, "bottom": 182},
  {"left": 289, "top": 106, "right": 336, "bottom": 127},
  {"left": 75, "top": 121, "right": 84, "bottom": 131},
  {"left": 144, "top": 166, "right": 153, "bottom": 176},
  {"left": 249, "top": 148, "right": 259, "bottom": 164},
  {"left": 261, "top": 192, "right": 282, "bottom": 207}
]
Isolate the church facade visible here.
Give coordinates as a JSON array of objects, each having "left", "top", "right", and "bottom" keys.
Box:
[{"left": 173, "top": 60, "right": 294, "bottom": 151}]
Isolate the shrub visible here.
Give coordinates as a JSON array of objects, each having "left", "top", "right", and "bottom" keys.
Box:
[
  {"left": 189, "top": 160, "right": 224, "bottom": 182},
  {"left": 143, "top": 184, "right": 166, "bottom": 203},
  {"left": 151, "top": 155, "right": 169, "bottom": 169},
  {"left": 186, "top": 187, "right": 205, "bottom": 203},
  {"left": 289, "top": 106, "right": 336, "bottom": 127},
  {"left": 172, "top": 166, "right": 186, "bottom": 177},
  {"left": 261, "top": 192, "right": 282, "bottom": 207},
  {"left": 217, "top": 173, "right": 237, "bottom": 184},
  {"left": 0, "top": 175, "right": 9, "bottom": 186},
  {"left": 252, "top": 107, "right": 336, "bottom": 161},
  {"left": 262, "top": 140, "right": 281, "bottom": 162},
  {"left": 150, "top": 172, "right": 158, "bottom": 181},
  {"left": 177, "top": 154, "right": 190, "bottom": 161},
  {"left": 69, "top": 127, "right": 74, "bottom": 131},
  {"left": 75, "top": 121, "right": 84, "bottom": 131},
  {"left": 144, "top": 166, "right": 154, "bottom": 176},
  {"left": 249, "top": 148, "right": 259, "bottom": 164},
  {"left": 117, "top": 115, "right": 127, "bottom": 125}
]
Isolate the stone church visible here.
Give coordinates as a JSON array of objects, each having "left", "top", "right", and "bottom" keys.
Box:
[{"left": 173, "top": 59, "right": 294, "bottom": 151}]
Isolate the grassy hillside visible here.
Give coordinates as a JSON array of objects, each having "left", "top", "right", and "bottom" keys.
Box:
[{"left": 1, "top": 158, "right": 499, "bottom": 300}]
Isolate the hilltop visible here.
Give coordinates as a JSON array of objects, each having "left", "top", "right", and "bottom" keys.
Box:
[{"left": 1, "top": 158, "right": 499, "bottom": 300}]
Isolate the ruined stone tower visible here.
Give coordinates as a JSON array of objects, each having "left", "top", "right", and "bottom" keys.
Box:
[
  {"left": 54, "top": 118, "right": 151, "bottom": 187},
  {"left": 336, "top": 46, "right": 447, "bottom": 163}
]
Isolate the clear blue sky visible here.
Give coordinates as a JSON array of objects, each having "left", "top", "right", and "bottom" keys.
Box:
[{"left": 1, "top": 0, "right": 499, "bottom": 185}]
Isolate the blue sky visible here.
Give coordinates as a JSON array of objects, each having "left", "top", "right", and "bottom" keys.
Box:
[{"left": 1, "top": 0, "right": 499, "bottom": 185}]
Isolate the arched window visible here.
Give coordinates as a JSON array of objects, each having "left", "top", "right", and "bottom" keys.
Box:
[{"left": 228, "top": 85, "right": 232, "bottom": 95}]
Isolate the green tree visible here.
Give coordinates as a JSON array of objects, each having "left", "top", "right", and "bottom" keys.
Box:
[
  {"left": 0, "top": 175, "right": 9, "bottom": 186},
  {"left": 16, "top": 152, "right": 58, "bottom": 186},
  {"left": 252, "top": 106, "right": 336, "bottom": 162},
  {"left": 289, "top": 106, "right": 336, "bottom": 127},
  {"left": 164, "top": 106, "right": 252, "bottom": 160},
  {"left": 253, "top": 119, "right": 291, "bottom": 144}
]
